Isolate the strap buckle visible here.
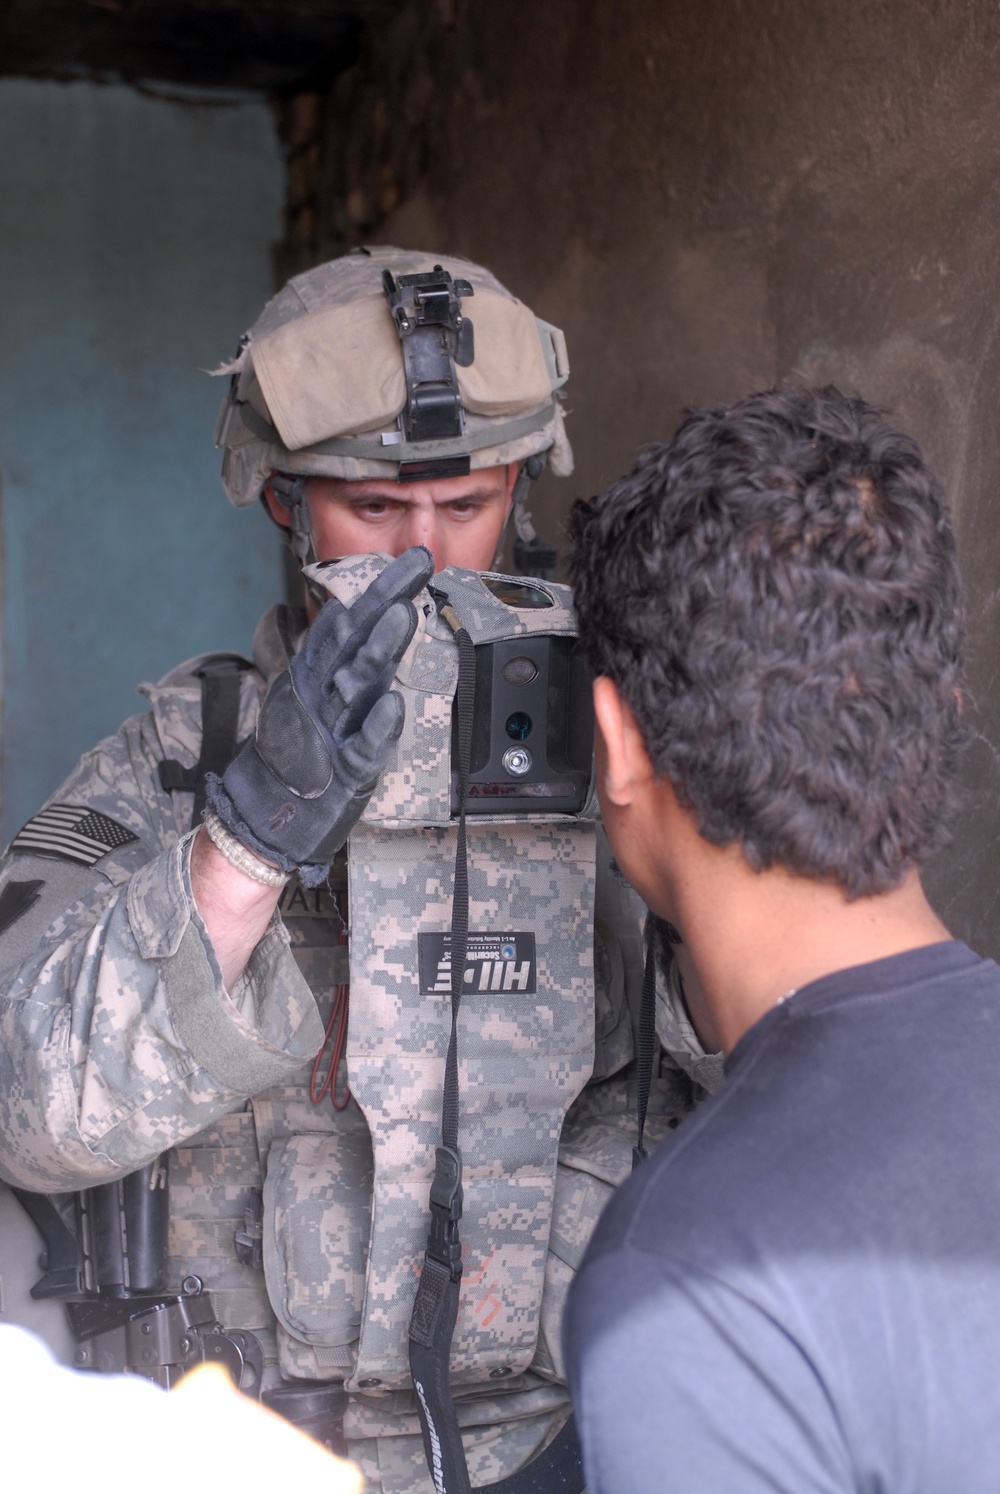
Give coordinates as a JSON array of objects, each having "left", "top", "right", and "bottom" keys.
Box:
[{"left": 426, "top": 1145, "right": 464, "bottom": 1280}]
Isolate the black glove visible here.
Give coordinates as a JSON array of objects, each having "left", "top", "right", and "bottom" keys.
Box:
[{"left": 206, "top": 547, "right": 434, "bottom": 886}]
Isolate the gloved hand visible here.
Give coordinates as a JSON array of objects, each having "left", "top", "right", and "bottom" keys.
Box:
[{"left": 205, "top": 546, "right": 434, "bottom": 886}]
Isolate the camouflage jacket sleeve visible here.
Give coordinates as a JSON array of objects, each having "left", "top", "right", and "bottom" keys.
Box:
[{"left": 0, "top": 688, "right": 323, "bottom": 1193}]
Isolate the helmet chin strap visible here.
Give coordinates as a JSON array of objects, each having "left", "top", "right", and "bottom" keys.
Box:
[
  {"left": 501, "top": 454, "right": 558, "bottom": 580},
  {"left": 270, "top": 473, "right": 329, "bottom": 610}
]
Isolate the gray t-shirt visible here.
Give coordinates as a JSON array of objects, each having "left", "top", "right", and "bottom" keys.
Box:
[{"left": 565, "top": 941, "right": 1000, "bottom": 1493}]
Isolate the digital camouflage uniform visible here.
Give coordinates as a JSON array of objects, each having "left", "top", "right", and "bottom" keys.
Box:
[{"left": 0, "top": 558, "right": 696, "bottom": 1494}]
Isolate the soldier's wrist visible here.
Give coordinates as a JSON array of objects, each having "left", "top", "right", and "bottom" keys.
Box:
[{"left": 202, "top": 813, "right": 291, "bottom": 889}]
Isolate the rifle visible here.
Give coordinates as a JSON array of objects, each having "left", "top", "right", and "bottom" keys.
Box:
[{"left": 13, "top": 1157, "right": 262, "bottom": 1392}]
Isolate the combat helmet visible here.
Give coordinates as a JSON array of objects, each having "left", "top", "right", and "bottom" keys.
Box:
[{"left": 213, "top": 246, "right": 572, "bottom": 576}]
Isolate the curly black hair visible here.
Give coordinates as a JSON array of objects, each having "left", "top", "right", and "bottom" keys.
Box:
[{"left": 568, "top": 386, "right": 967, "bottom": 897}]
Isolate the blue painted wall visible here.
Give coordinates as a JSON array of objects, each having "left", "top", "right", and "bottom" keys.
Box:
[{"left": 0, "top": 79, "right": 285, "bottom": 843}]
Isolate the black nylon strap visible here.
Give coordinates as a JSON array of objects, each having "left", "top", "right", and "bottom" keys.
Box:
[
  {"left": 158, "top": 661, "right": 245, "bottom": 827},
  {"left": 409, "top": 1260, "right": 470, "bottom": 1494},
  {"left": 409, "top": 609, "right": 475, "bottom": 1494},
  {"left": 443, "top": 622, "right": 475, "bottom": 1152},
  {"left": 632, "top": 915, "right": 658, "bottom": 1170}
]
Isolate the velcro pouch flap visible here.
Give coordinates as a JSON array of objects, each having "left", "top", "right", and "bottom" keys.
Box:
[
  {"left": 455, "top": 293, "right": 554, "bottom": 417},
  {"left": 250, "top": 295, "right": 405, "bottom": 451}
]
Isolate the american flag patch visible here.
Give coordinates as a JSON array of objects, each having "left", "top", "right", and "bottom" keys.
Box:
[{"left": 10, "top": 804, "right": 139, "bottom": 866}]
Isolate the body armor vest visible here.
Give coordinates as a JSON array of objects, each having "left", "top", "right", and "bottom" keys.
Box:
[{"left": 265, "top": 557, "right": 597, "bottom": 1392}]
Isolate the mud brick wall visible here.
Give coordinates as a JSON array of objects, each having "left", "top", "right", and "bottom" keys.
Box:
[{"left": 279, "top": 0, "right": 1000, "bottom": 955}]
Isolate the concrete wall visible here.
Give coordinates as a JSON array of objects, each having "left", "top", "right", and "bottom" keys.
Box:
[
  {"left": 294, "top": 0, "right": 1000, "bottom": 957},
  {"left": 0, "top": 78, "right": 285, "bottom": 843}
]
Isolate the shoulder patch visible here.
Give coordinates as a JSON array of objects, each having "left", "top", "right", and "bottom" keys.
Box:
[
  {"left": 10, "top": 804, "right": 139, "bottom": 866},
  {"left": 0, "top": 879, "right": 45, "bottom": 936}
]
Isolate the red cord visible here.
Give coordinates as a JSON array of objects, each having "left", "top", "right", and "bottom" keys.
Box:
[
  {"left": 309, "top": 892, "right": 351, "bottom": 1109},
  {"left": 309, "top": 982, "right": 351, "bottom": 1109}
]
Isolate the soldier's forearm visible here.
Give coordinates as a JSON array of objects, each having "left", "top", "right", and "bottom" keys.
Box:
[
  {"left": 0, "top": 831, "right": 323, "bottom": 1191},
  {"left": 190, "top": 826, "right": 284, "bottom": 991}
]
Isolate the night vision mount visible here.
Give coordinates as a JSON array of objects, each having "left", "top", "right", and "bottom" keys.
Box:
[{"left": 382, "top": 264, "right": 475, "bottom": 482}]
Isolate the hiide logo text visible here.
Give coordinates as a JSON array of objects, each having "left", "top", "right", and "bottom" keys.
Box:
[{"left": 417, "top": 931, "right": 537, "bottom": 995}]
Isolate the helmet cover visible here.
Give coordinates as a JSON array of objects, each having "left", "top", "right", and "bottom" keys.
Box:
[{"left": 215, "top": 246, "right": 572, "bottom": 507}]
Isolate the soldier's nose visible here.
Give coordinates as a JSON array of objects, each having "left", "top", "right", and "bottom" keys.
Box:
[{"left": 401, "top": 513, "right": 441, "bottom": 568}]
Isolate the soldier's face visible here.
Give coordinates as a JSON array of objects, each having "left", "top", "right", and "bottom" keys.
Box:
[{"left": 269, "top": 463, "right": 518, "bottom": 574}]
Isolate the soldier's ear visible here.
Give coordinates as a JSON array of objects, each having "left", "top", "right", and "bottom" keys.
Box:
[
  {"left": 593, "top": 676, "right": 655, "bottom": 808},
  {"left": 263, "top": 476, "right": 293, "bottom": 528}
]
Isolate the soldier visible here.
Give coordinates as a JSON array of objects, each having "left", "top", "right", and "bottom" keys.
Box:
[{"left": 0, "top": 248, "right": 706, "bottom": 1493}]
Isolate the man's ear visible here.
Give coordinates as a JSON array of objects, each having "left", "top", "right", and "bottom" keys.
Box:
[
  {"left": 593, "top": 676, "right": 656, "bottom": 807},
  {"left": 263, "top": 476, "right": 292, "bottom": 528}
]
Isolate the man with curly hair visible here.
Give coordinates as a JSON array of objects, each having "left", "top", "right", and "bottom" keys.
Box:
[{"left": 563, "top": 386, "right": 1000, "bottom": 1491}]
